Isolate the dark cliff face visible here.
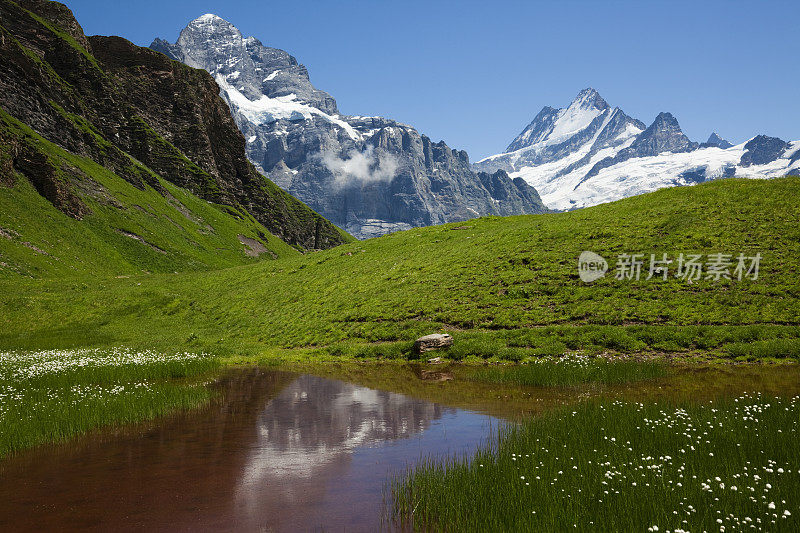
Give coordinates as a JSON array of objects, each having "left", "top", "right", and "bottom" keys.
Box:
[
  {"left": 739, "top": 135, "right": 790, "bottom": 167},
  {"left": 0, "top": 0, "right": 348, "bottom": 250},
  {"left": 627, "top": 112, "right": 697, "bottom": 156},
  {"left": 151, "top": 15, "right": 548, "bottom": 239}
]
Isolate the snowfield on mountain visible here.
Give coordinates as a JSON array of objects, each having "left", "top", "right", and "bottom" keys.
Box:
[{"left": 475, "top": 89, "right": 800, "bottom": 211}]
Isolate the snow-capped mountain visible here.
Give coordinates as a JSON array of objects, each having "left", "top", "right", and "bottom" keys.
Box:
[
  {"left": 474, "top": 89, "right": 800, "bottom": 211},
  {"left": 151, "top": 15, "right": 546, "bottom": 239}
]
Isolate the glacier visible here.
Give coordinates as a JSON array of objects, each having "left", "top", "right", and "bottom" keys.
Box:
[{"left": 475, "top": 89, "right": 800, "bottom": 211}]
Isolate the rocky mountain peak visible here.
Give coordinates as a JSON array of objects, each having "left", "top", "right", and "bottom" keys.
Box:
[
  {"left": 152, "top": 16, "right": 547, "bottom": 239},
  {"left": 478, "top": 88, "right": 798, "bottom": 211},
  {"left": 629, "top": 112, "right": 696, "bottom": 155},
  {"left": 189, "top": 13, "right": 229, "bottom": 28},
  {"left": 740, "top": 135, "right": 790, "bottom": 167},
  {"left": 151, "top": 18, "right": 336, "bottom": 114},
  {"left": 476, "top": 89, "right": 645, "bottom": 181},
  {"left": 705, "top": 132, "right": 733, "bottom": 149},
  {"left": 179, "top": 14, "right": 244, "bottom": 54},
  {"left": 652, "top": 111, "right": 680, "bottom": 128},
  {"left": 502, "top": 89, "right": 615, "bottom": 154},
  {"left": 572, "top": 88, "right": 609, "bottom": 112}
]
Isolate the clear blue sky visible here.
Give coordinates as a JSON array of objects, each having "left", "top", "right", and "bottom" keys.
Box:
[{"left": 64, "top": 0, "right": 798, "bottom": 160}]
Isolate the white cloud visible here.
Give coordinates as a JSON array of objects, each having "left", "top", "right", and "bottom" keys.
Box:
[{"left": 321, "top": 146, "right": 399, "bottom": 187}]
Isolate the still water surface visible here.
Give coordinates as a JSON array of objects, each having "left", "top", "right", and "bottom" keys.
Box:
[
  {"left": 0, "top": 369, "right": 496, "bottom": 532},
  {"left": 3, "top": 364, "right": 799, "bottom": 531}
]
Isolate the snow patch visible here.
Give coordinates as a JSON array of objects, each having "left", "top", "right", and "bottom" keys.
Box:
[
  {"left": 514, "top": 142, "right": 796, "bottom": 211},
  {"left": 784, "top": 141, "right": 800, "bottom": 159},
  {"left": 546, "top": 99, "right": 604, "bottom": 146},
  {"left": 217, "top": 76, "right": 360, "bottom": 140},
  {"left": 193, "top": 14, "right": 223, "bottom": 25}
]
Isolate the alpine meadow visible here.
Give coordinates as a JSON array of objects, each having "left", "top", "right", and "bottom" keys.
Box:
[{"left": 1, "top": 0, "right": 800, "bottom": 531}]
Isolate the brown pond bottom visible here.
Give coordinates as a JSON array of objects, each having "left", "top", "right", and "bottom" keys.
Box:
[{"left": 1, "top": 364, "right": 799, "bottom": 531}]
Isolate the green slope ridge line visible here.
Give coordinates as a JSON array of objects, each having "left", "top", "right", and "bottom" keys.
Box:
[{"left": 1, "top": 177, "right": 798, "bottom": 360}]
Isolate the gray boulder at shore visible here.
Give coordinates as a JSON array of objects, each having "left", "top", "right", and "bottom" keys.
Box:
[{"left": 413, "top": 334, "right": 454, "bottom": 354}]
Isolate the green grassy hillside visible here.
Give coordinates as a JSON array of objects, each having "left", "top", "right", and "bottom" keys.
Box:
[
  {"left": 0, "top": 110, "right": 298, "bottom": 278},
  {"left": 0, "top": 177, "right": 798, "bottom": 360},
  {"left": 0, "top": 0, "right": 352, "bottom": 254}
]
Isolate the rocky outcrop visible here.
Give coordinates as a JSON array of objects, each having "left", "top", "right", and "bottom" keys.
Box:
[
  {"left": 0, "top": 0, "right": 348, "bottom": 250},
  {"left": 151, "top": 15, "right": 548, "bottom": 239},
  {"left": 10, "top": 138, "right": 87, "bottom": 219},
  {"left": 626, "top": 112, "right": 698, "bottom": 156},
  {"left": 739, "top": 135, "right": 790, "bottom": 167}
]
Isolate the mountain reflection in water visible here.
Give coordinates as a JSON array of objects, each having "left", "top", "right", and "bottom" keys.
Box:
[{"left": 0, "top": 369, "right": 495, "bottom": 532}]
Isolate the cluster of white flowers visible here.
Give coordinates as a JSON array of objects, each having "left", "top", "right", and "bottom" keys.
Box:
[
  {"left": 526, "top": 353, "right": 603, "bottom": 369},
  {"left": 525, "top": 352, "right": 653, "bottom": 370},
  {"left": 0, "top": 384, "right": 24, "bottom": 419},
  {"left": 0, "top": 347, "right": 209, "bottom": 382},
  {"left": 66, "top": 382, "right": 152, "bottom": 403},
  {"left": 0, "top": 348, "right": 209, "bottom": 423},
  {"left": 504, "top": 394, "right": 798, "bottom": 532}
]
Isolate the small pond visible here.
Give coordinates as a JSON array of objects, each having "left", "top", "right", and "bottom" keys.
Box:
[
  {"left": 0, "top": 369, "right": 495, "bottom": 532},
  {"left": 1, "top": 363, "right": 799, "bottom": 531}
]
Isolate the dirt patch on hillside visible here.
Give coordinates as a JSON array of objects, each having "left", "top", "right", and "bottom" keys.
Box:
[
  {"left": 238, "top": 234, "right": 276, "bottom": 258},
  {"left": 116, "top": 229, "right": 167, "bottom": 254}
]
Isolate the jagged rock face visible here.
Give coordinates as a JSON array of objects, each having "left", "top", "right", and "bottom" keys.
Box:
[
  {"left": 579, "top": 112, "right": 699, "bottom": 181},
  {"left": 505, "top": 107, "right": 562, "bottom": 153},
  {"left": 626, "top": 112, "right": 697, "bottom": 156},
  {"left": 505, "top": 88, "right": 613, "bottom": 154},
  {"left": 152, "top": 15, "right": 337, "bottom": 115},
  {"left": 151, "top": 15, "right": 547, "bottom": 239},
  {"left": 739, "top": 135, "right": 790, "bottom": 167},
  {"left": 476, "top": 88, "right": 799, "bottom": 211}
]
